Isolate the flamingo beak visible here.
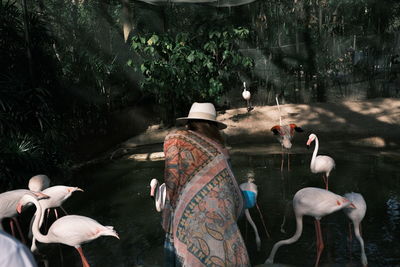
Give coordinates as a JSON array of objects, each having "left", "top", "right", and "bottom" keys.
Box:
[
  {"left": 306, "top": 139, "right": 312, "bottom": 148},
  {"left": 16, "top": 202, "right": 23, "bottom": 214},
  {"left": 350, "top": 202, "right": 356, "bottom": 208},
  {"left": 150, "top": 186, "right": 155, "bottom": 199}
]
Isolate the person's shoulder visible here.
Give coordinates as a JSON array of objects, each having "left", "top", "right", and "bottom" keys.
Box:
[{"left": 165, "top": 129, "right": 189, "bottom": 139}]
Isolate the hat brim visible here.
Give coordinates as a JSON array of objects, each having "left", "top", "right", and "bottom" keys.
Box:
[{"left": 176, "top": 117, "right": 227, "bottom": 130}]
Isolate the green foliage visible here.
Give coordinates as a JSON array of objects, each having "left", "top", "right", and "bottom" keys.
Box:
[{"left": 129, "top": 27, "right": 254, "bottom": 124}]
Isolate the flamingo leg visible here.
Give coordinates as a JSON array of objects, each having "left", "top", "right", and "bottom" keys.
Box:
[
  {"left": 256, "top": 202, "right": 271, "bottom": 239},
  {"left": 76, "top": 247, "right": 90, "bottom": 267},
  {"left": 314, "top": 220, "right": 324, "bottom": 267},
  {"left": 60, "top": 206, "right": 68, "bottom": 215},
  {"left": 9, "top": 219, "right": 16, "bottom": 237},
  {"left": 287, "top": 152, "right": 290, "bottom": 171},
  {"left": 12, "top": 218, "right": 26, "bottom": 244},
  {"left": 54, "top": 208, "right": 59, "bottom": 219},
  {"left": 281, "top": 150, "right": 284, "bottom": 172},
  {"left": 322, "top": 174, "right": 329, "bottom": 190}
]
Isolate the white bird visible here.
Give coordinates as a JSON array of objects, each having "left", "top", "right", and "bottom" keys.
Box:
[
  {"left": 0, "top": 189, "right": 48, "bottom": 243},
  {"left": 149, "top": 179, "right": 166, "bottom": 212},
  {"left": 0, "top": 230, "right": 37, "bottom": 267},
  {"left": 306, "top": 133, "right": 335, "bottom": 190},
  {"left": 343, "top": 192, "right": 368, "bottom": 267},
  {"left": 28, "top": 174, "right": 50, "bottom": 192},
  {"left": 242, "top": 82, "right": 253, "bottom": 112},
  {"left": 30, "top": 185, "right": 84, "bottom": 252},
  {"left": 265, "top": 187, "right": 355, "bottom": 267},
  {"left": 17, "top": 194, "right": 119, "bottom": 267}
]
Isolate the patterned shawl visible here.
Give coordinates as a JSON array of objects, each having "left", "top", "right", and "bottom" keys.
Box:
[{"left": 162, "top": 130, "right": 250, "bottom": 267}]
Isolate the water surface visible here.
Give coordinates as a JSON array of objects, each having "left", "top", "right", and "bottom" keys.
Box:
[{"left": 33, "top": 144, "right": 400, "bottom": 267}]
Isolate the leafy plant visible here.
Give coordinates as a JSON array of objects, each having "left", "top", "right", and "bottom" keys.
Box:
[{"left": 129, "top": 27, "right": 254, "bottom": 125}]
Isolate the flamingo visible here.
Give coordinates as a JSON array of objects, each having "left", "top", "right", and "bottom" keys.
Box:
[
  {"left": 149, "top": 179, "right": 166, "bottom": 212},
  {"left": 343, "top": 192, "right": 368, "bottom": 267},
  {"left": 30, "top": 185, "right": 84, "bottom": 252},
  {"left": 242, "top": 82, "right": 253, "bottom": 112},
  {"left": 271, "top": 95, "right": 303, "bottom": 171},
  {"left": 28, "top": 174, "right": 50, "bottom": 192},
  {"left": 306, "top": 133, "right": 335, "bottom": 190},
  {"left": 265, "top": 187, "right": 355, "bottom": 267},
  {"left": 17, "top": 194, "right": 119, "bottom": 267},
  {"left": 239, "top": 178, "right": 270, "bottom": 251},
  {"left": 0, "top": 230, "right": 37, "bottom": 267},
  {"left": 0, "top": 189, "right": 48, "bottom": 243}
]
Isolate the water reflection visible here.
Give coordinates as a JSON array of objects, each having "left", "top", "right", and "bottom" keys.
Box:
[{"left": 33, "top": 147, "right": 399, "bottom": 267}]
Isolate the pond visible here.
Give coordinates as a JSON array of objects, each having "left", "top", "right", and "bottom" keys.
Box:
[{"left": 31, "top": 143, "right": 400, "bottom": 267}]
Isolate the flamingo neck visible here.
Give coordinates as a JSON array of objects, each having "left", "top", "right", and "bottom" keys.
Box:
[
  {"left": 310, "top": 137, "right": 319, "bottom": 169},
  {"left": 266, "top": 215, "right": 303, "bottom": 263},
  {"left": 354, "top": 223, "right": 368, "bottom": 266},
  {"left": 28, "top": 195, "right": 50, "bottom": 244}
]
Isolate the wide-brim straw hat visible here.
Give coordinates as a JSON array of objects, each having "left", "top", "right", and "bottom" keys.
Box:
[{"left": 176, "top": 102, "right": 227, "bottom": 130}]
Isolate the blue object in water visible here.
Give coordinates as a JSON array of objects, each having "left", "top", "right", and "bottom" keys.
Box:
[{"left": 242, "top": 190, "right": 257, "bottom": 209}]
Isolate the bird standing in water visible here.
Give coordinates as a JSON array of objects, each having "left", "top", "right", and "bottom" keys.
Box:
[
  {"left": 271, "top": 95, "right": 303, "bottom": 171},
  {"left": 265, "top": 187, "right": 355, "bottom": 267},
  {"left": 343, "top": 192, "right": 368, "bottom": 267},
  {"left": 306, "top": 133, "right": 335, "bottom": 190},
  {"left": 17, "top": 194, "right": 119, "bottom": 267}
]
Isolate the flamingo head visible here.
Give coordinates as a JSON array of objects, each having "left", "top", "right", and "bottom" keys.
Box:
[
  {"left": 306, "top": 133, "right": 317, "bottom": 148},
  {"left": 17, "top": 193, "right": 49, "bottom": 213},
  {"left": 339, "top": 197, "right": 356, "bottom": 209},
  {"left": 150, "top": 178, "right": 159, "bottom": 198}
]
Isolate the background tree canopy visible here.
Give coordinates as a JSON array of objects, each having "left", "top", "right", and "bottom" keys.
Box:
[{"left": 1, "top": 0, "right": 399, "bottom": 190}]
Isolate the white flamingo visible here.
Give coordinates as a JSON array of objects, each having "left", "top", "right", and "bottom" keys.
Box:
[
  {"left": 17, "top": 194, "right": 119, "bottom": 267},
  {"left": 343, "top": 192, "right": 368, "bottom": 267},
  {"left": 30, "top": 185, "right": 84, "bottom": 252},
  {"left": 306, "top": 133, "right": 335, "bottom": 190},
  {"left": 149, "top": 179, "right": 166, "bottom": 212},
  {"left": 265, "top": 187, "right": 355, "bottom": 267},
  {"left": 242, "top": 82, "right": 253, "bottom": 112},
  {"left": 0, "top": 189, "right": 48, "bottom": 243},
  {"left": 28, "top": 174, "right": 50, "bottom": 192}
]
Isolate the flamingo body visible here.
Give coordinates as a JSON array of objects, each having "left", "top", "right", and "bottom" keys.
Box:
[
  {"left": 242, "top": 89, "right": 251, "bottom": 100},
  {"left": 307, "top": 133, "right": 335, "bottom": 190},
  {"left": 28, "top": 175, "right": 50, "bottom": 192},
  {"left": 150, "top": 179, "right": 166, "bottom": 212},
  {"left": 265, "top": 187, "right": 354, "bottom": 266},
  {"left": 271, "top": 124, "right": 303, "bottom": 149},
  {"left": 343, "top": 192, "right": 368, "bottom": 267}
]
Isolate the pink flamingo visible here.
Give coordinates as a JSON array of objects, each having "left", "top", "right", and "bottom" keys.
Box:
[
  {"left": 343, "top": 192, "right": 368, "bottom": 267},
  {"left": 242, "top": 82, "right": 253, "bottom": 112},
  {"left": 0, "top": 189, "right": 48, "bottom": 243},
  {"left": 271, "top": 124, "right": 303, "bottom": 171},
  {"left": 306, "top": 133, "right": 335, "bottom": 190},
  {"left": 17, "top": 194, "right": 119, "bottom": 267},
  {"left": 271, "top": 95, "right": 303, "bottom": 171},
  {"left": 265, "top": 187, "right": 355, "bottom": 267},
  {"left": 30, "top": 185, "right": 84, "bottom": 252}
]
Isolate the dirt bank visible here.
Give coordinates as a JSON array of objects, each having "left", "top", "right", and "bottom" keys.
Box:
[{"left": 74, "top": 98, "right": 400, "bottom": 167}]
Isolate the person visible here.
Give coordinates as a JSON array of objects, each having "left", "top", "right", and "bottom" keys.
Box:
[
  {"left": 0, "top": 230, "right": 37, "bottom": 267},
  {"left": 161, "top": 102, "right": 250, "bottom": 267}
]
